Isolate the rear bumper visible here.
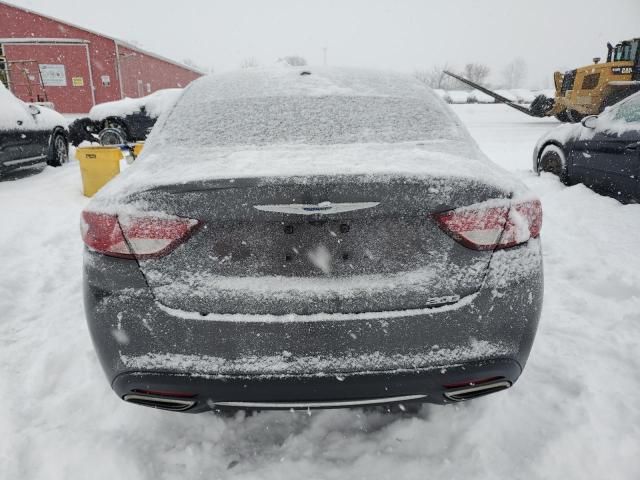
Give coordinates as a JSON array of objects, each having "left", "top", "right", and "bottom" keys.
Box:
[
  {"left": 113, "top": 359, "right": 521, "bottom": 413},
  {"left": 83, "top": 239, "right": 543, "bottom": 411}
]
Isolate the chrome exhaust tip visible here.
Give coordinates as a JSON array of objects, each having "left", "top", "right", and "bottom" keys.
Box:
[
  {"left": 123, "top": 394, "right": 196, "bottom": 412},
  {"left": 443, "top": 380, "right": 512, "bottom": 402}
]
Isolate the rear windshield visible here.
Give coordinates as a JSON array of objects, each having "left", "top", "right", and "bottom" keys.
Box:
[{"left": 157, "top": 95, "right": 462, "bottom": 147}]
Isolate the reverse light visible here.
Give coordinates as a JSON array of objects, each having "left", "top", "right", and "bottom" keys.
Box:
[
  {"left": 434, "top": 198, "right": 542, "bottom": 250},
  {"left": 81, "top": 211, "right": 200, "bottom": 259}
]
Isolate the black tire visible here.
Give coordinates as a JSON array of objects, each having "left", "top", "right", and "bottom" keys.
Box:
[
  {"left": 99, "top": 117, "right": 130, "bottom": 145},
  {"left": 98, "top": 127, "right": 127, "bottom": 145},
  {"left": 538, "top": 145, "right": 568, "bottom": 184},
  {"left": 47, "top": 133, "right": 69, "bottom": 167}
]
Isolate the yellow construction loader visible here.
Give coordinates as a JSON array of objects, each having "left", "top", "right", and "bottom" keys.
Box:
[{"left": 445, "top": 37, "right": 640, "bottom": 122}]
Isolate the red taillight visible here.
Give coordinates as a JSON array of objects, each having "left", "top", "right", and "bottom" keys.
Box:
[
  {"left": 434, "top": 198, "right": 542, "bottom": 250},
  {"left": 81, "top": 212, "right": 133, "bottom": 258},
  {"left": 81, "top": 211, "right": 200, "bottom": 259}
]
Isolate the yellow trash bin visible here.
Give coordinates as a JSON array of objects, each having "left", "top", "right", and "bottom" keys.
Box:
[
  {"left": 132, "top": 142, "right": 144, "bottom": 157},
  {"left": 76, "top": 146, "right": 123, "bottom": 197}
]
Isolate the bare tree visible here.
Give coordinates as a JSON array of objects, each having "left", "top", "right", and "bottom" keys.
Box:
[
  {"left": 463, "top": 63, "right": 490, "bottom": 86},
  {"left": 502, "top": 58, "right": 528, "bottom": 88},
  {"left": 414, "top": 64, "right": 458, "bottom": 90},
  {"left": 281, "top": 55, "right": 308, "bottom": 66},
  {"left": 240, "top": 57, "right": 259, "bottom": 69}
]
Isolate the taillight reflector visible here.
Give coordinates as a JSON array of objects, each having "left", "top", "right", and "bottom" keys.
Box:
[
  {"left": 434, "top": 198, "right": 542, "bottom": 250},
  {"left": 81, "top": 211, "right": 200, "bottom": 259}
]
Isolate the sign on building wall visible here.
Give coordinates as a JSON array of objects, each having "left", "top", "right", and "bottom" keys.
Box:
[
  {"left": 39, "top": 64, "right": 67, "bottom": 86},
  {"left": 72, "top": 77, "right": 84, "bottom": 87}
]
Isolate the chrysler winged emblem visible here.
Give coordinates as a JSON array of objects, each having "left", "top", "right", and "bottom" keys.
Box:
[{"left": 253, "top": 201, "right": 379, "bottom": 215}]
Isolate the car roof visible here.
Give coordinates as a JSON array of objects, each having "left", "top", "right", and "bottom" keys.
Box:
[{"left": 180, "top": 67, "right": 439, "bottom": 102}]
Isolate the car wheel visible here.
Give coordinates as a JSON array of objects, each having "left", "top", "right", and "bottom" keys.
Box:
[
  {"left": 99, "top": 127, "right": 127, "bottom": 146},
  {"left": 538, "top": 144, "right": 568, "bottom": 184},
  {"left": 47, "top": 133, "right": 69, "bottom": 167}
]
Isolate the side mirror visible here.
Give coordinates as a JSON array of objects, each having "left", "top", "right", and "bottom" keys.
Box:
[
  {"left": 28, "top": 104, "right": 41, "bottom": 116},
  {"left": 581, "top": 115, "right": 598, "bottom": 129}
]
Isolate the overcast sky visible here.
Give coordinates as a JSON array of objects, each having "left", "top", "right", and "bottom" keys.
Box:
[{"left": 6, "top": 0, "right": 640, "bottom": 87}]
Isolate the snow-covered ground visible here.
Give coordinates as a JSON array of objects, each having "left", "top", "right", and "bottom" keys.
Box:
[{"left": 1, "top": 104, "right": 639, "bottom": 479}]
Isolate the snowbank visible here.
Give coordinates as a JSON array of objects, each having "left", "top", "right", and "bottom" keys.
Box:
[
  {"left": 510, "top": 88, "right": 537, "bottom": 103},
  {"left": 534, "top": 89, "right": 556, "bottom": 99},
  {"left": 493, "top": 89, "right": 517, "bottom": 102},
  {"left": 1, "top": 104, "right": 639, "bottom": 480},
  {"left": 468, "top": 89, "right": 494, "bottom": 103},
  {"left": 446, "top": 89, "right": 470, "bottom": 103},
  {"left": 439, "top": 88, "right": 542, "bottom": 105}
]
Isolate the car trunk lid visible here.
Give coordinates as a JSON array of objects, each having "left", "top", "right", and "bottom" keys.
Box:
[{"left": 120, "top": 172, "right": 510, "bottom": 315}]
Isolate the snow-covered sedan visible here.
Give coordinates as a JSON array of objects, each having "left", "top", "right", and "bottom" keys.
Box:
[
  {"left": 0, "top": 83, "right": 69, "bottom": 176},
  {"left": 68, "top": 88, "right": 183, "bottom": 146},
  {"left": 534, "top": 91, "right": 640, "bottom": 203},
  {"left": 81, "top": 68, "right": 543, "bottom": 413}
]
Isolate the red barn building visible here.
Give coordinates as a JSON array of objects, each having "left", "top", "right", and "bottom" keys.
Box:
[{"left": 0, "top": 1, "right": 203, "bottom": 113}]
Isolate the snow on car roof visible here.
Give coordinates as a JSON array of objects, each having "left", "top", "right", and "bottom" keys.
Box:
[
  {"left": 0, "top": 82, "right": 67, "bottom": 130},
  {"left": 0, "top": 82, "right": 29, "bottom": 130},
  {"left": 469, "top": 90, "right": 494, "bottom": 103},
  {"left": 88, "top": 88, "right": 183, "bottom": 121},
  {"left": 178, "top": 66, "right": 445, "bottom": 100},
  {"left": 93, "top": 68, "right": 527, "bottom": 202}
]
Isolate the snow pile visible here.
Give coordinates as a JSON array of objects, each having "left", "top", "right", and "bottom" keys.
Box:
[
  {"left": 446, "top": 89, "right": 470, "bottom": 103},
  {"left": 533, "top": 88, "right": 556, "bottom": 99},
  {"left": 510, "top": 89, "right": 537, "bottom": 103},
  {"left": 88, "top": 88, "right": 183, "bottom": 120},
  {"left": 0, "top": 104, "right": 639, "bottom": 479},
  {"left": 468, "top": 89, "right": 494, "bottom": 103},
  {"left": 493, "top": 89, "right": 518, "bottom": 102},
  {"left": 439, "top": 89, "right": 542, "bottom": 105}
]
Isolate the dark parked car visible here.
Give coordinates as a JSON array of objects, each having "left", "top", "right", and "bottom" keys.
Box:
[
  {"left": 68, "top": 88, "right": 182, "bottom": 146},
  {"left": 0, "top": 83, "right": 69, "bottom": 176},
  {"left": 81, "top": 68, "right": 543, "bottom": 413},
  {"left": 534, "top": 91, "right": 640, "bottom": 203}
]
